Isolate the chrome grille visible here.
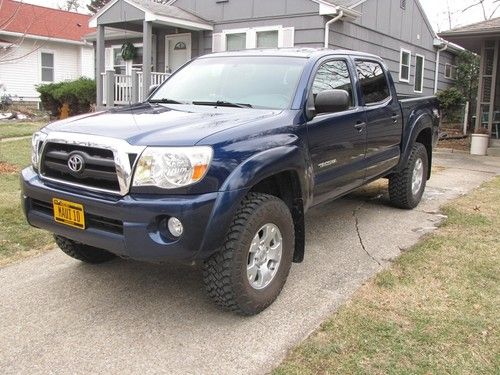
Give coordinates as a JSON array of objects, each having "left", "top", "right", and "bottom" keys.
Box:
[
  {"left": 37, "top": 132, "right": 146, "bottom": 196},
  {"left": 41, "top": 143, "right": 121, "bottom": 191}
]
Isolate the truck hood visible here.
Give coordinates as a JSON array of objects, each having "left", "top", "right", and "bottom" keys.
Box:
[{"left": 44, "top": 103, "right": 282, "bottom": 146}]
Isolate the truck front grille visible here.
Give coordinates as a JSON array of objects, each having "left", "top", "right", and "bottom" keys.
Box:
[{"left": 40, "top": 143, "right": 121, "bottom": 192}]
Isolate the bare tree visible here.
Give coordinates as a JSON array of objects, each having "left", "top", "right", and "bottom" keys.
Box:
[
  {"left": 59, "top": 0, "right": 82, "bottom": 12},
  {"left": 463, "top": 0, "right": 500, "bottom": 21},
  {"left": 0, "top": 1, "right": 70, "bottom": 64}
]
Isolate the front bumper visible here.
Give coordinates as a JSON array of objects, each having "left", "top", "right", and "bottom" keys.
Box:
[{"left": 21, "top": 167, "right": 223, "bottom": 264}]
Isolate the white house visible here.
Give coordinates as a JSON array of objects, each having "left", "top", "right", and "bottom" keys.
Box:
[{"left": 0, "top": 0, "right": 95, "bottom": 105}]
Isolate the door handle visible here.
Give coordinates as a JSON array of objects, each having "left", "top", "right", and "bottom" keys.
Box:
[
  {"left": 354, "top": 122, "right": 366, "bottom": 132},
  {"left": 391, "top": 114, "right": 398, "bottom": 123}
]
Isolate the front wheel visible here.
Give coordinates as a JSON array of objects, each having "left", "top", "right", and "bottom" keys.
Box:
[
  {"left": 389, "top": 142, "right": 429, "bottom": 209},
  {"left": 203, "top": 193, "right": 295, "bottom": 315}
]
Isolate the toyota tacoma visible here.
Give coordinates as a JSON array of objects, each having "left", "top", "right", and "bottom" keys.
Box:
[{"left": 21, "top": 49, "right": 439, "bottom": 315}]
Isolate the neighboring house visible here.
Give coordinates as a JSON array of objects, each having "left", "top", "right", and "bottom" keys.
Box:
[
  {"left": 0, "top": 0, "right": 95, "bottom": 105},
  {"left": 440, "top": 18, "right": 500, "bottom": 142},
  {"left": 88, "top": 0, "right": 462, "bottom": 106}
]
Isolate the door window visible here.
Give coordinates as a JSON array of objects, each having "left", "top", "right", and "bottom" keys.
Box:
[
  {"left": 355, "top": 60, "right": 390, "bottom": 104},
  {"left": 312, "top": 60, "right": 354, "bottom": 108}
]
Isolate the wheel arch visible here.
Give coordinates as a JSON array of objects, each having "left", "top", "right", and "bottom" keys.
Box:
[{"left": 198, "top": 146, "right": 310, "bottom": 263}]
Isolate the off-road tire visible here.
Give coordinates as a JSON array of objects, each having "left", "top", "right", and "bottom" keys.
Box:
[
  {"left": 54, "top": 235, "right": 116, "bottom": 264},
  {"left": 203, "top": 193, "right": 295, "bottom": 316},
  {"left": 389, "top": 142, "right": 429, "bottom": 209}
]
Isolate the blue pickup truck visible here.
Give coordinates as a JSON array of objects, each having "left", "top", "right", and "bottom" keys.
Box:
[{"left": 22, "top": 49, "right": 439, "bottom": 315}]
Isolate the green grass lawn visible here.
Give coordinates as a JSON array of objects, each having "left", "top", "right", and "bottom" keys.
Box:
[
  {"left": 0, "top": 138, "right": 53, "bottom": 264},
  {"left": 275, "top": 177, "right": 500, "bottom": 375},
  {"left": 0, "top": 122, "right": 45, "bottom": 140}
]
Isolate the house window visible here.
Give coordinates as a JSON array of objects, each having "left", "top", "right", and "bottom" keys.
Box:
[
  {"left": 216, "top": 26, "right": 294, "bottom": 52},
  {"left": 110, "top": 44, "right": 150, "bottom": 74},
  {"left": 257, "top": 30, "right": 279, "bottom": 48},
  {"left": 226, "top": 33, "right": 247, "bottom": 51},
  {"left": 400, "top": 0, "right": 406, "bottom": 10},
  {"left": 41, "top": 52, "right": 54, "bottom": 82},
  {"left": 355, "top": 60, "right": 390, "bottom": 104},
  {"left": 399, "top": 49, "right": 411, "bottom": 83},
  {"left": 445, "top": 63, "right": 457, "bottom": 80},
  {"left": 414, "top": 54, "right": 425, "bottom": 93}
]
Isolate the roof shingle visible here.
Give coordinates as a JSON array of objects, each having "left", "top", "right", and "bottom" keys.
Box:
[{"left": 0, "top": 0, "right": 93, "bottom": 42}]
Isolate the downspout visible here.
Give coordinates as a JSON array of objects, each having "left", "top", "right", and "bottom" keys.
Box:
[
  {"left": 434, "top": 42, "right": 448, "bottom": 93},
  {"left": 324, "top": 10, "right": 344, "bottom": 48}
]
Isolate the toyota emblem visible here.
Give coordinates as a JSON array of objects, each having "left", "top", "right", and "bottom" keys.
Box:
[{"left": 67, "top": 153, "right": 85, "bottom": 173}]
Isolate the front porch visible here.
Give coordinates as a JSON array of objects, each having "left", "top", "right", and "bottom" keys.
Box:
[{"left": 88, "top": 0, "right": 213, "bottom": 107}]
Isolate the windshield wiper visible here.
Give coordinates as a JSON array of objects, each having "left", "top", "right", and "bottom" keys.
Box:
[
  {"left": 149, "top": 98, "right": 187, "bottom": 104},
  {"left": 192, "top": 100, "right": 253, "bottom": 108}
]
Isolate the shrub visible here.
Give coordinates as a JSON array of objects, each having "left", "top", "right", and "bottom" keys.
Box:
[
  {"left": 37, "top": 78, "right": 96, "bottom": 117},
  {"left": 436, "top": 88, "right": 465, "bottom": 123}
]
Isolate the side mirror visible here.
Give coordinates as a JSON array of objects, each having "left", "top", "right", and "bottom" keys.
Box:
[
  {"left": 315, "top": 89, "right": 350, "bottom": 114},
  {"left": 148, "top": 84, "right": 159, "bottom": 97}
]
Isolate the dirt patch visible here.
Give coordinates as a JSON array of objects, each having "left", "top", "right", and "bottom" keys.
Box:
[
  {"left": 0, "top": 162, "right": 20, "bottom": 174},
  {"left": 438, "top": 127, "right": 470, "bottom": 151}
]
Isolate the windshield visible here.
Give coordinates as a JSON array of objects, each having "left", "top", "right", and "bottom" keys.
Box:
[{"left": 150, "top": 56, "right": 307, "bottom": 110}]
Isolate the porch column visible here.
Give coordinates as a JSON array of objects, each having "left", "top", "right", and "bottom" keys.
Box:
[
  {"left": 96, "top": 25, "right": 105, "bottom": 108},
  {"left": 142, "top": 20, "right": 153, "bottom": 100}
]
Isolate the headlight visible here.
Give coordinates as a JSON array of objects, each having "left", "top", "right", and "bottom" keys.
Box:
[
  {"left": 31, "top": 131, "right": 47, "bottom": 170},
  {"left": 132, "top": 146, "right": 213, "bottom": 189}
]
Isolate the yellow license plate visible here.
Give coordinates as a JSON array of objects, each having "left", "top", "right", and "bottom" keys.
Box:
[{"left": 53, "top": 198, "right": 85, "bottom": 230}]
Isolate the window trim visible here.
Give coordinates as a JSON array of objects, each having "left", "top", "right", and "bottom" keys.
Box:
[
  {"left": 444, "top": 63, "right": 457, "bottom": 80},
  {"left": 40, "top": 50, "right": 55, "bottom": 83},
  {"left": 354, "top": 58, "right": 392, "bottom": 107},
  {"left": 414, "top": 54, "right": 425, "bottom": 93},
  {"left": 308, "top": 57, "right": 358, "bottom": 115},
  {"left": 222, "top": 25, "right": 288, "bottom": 51},
  {"left": 399, "top": 48, "right": 411, "bottom": 83}
]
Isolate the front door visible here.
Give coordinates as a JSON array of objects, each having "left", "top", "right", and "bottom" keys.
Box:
[
  {"left": 307, "top": 58, "right": 367, "bottom": 205},
  {"left": 165, "top": 33, "right": 192, "bottom": 73}
]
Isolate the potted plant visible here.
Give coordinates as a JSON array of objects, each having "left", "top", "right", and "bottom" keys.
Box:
[{"left": 470, "top": 127, "right": 490, "bottom": 156}]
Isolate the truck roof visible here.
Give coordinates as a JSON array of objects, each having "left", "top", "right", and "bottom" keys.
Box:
[{"left": 201, "top": 48, "right": 382, "bottom": 60}]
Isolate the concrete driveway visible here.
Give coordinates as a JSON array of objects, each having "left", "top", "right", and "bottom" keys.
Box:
[{"left": 1, "top": 151, "right": 499, "bottom": 375}]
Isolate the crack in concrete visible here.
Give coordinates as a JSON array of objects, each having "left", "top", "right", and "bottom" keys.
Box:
[{"left": 353, "top": 204, "right": 382, "bottom": 267}]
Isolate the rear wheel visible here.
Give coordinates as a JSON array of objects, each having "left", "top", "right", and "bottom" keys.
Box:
[
  {"left": 54, "top": 235, "right": 116, "bottom": 264},
  {"left": 389, "top": 142, "right": 428, "bottom": 209},
  {"left": 203, "top": 193, "right": 294, "bottom": 315}
]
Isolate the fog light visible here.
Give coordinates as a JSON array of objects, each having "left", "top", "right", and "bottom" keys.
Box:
[{"left": 167, "top": 217, "right": 183, "bottom": 237}]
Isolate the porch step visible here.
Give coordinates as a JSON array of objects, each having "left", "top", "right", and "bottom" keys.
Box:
[
  {"left": 487, "top": 146, "right": 500, "bottom": 157},
  {"left": 490, "top": 139, "right": 500, "bottom": 147}
]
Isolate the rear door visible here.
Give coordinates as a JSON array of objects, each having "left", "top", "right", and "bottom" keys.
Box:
[
  {"left": 306, "top": 58, "right": 367, "bottom": 205},
  {"left": 353, "top": 59, "right": 403, "bottom": 181}
]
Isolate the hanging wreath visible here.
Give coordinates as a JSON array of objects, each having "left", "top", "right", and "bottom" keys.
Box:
[{"left": 120, "top": 42, "right": 137, "bottom": 61}]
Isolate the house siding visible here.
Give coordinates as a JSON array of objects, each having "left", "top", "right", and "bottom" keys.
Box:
[
  {"left": 172, "top": 0, "right": 456, "bottom": 96},
  {"left": 0, "top": 37, "right": 94, "bottom": 102}
]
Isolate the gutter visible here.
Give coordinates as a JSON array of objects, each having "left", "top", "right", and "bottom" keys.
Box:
[
  {"left": 324, "top": 10, "right": 344, "bottom": 48},
  {"left": 0, "top": 30, "right": 92, "bottom": 47},
  {"left": 434, "top": 42, "right": 448, "bottom": 93}
]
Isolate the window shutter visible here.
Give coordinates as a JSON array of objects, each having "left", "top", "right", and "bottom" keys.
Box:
[
  {"left": 105, "top": 47, "right": 114, "bottom": 70},
  {"left": 279, "top": 27, "right": 295, "bottom": 48},
  {"left": 212, "top": 33, "right": 225, "bottom": 52}
]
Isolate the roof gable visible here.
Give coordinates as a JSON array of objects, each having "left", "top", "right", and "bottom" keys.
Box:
[{"left": 0, "top": 0, "right": 93, "bottom": 42}]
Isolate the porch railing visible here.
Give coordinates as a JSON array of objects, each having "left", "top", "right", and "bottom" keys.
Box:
[{"left": 102, "top": 71, "right": 170, "bottom": 106}]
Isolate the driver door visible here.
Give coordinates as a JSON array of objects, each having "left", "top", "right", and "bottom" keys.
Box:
[{"left": 306, "top": 58, "right": 367, "bottom": 205}]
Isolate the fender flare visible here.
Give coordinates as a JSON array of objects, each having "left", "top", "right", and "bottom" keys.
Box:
[
  {"left": 396, "top": 111, "right": 434, "bottom": 173},
  {"left": 197, "top": 145, "right": 310, "bottom": 259}
]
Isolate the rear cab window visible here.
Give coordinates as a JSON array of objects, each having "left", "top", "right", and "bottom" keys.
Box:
[
  {"left": 312, "top": 59, "right": 355, "bottom": 109},
  {"left": 354, "top": 60, "right": 391, "bottom": 105}
]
